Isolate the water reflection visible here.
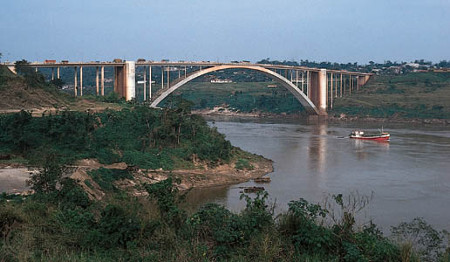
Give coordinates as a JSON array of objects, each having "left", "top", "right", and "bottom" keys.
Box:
[
  {"left": 352, "top": 139, "right": 390, "bottom": 160},
  {"left": 308, "top": 123, "right": 328, "bottom": 173},
  {"left": 182, "top": 185, "right": 229, "bottom": 213}
]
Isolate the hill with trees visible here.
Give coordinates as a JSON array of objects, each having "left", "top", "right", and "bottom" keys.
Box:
[{"left": 331, "top": 72, "right": 450, "bottom": 120}]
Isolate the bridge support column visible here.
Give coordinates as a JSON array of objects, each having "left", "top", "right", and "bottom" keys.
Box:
[
  {"left": 309, "top": 69, "right": 327, "bottom": 115},
  {"left": 330, "top": 73, "right": 333, "bottom": 109},
  {"left": 149, "top": 66, "right": 152, "bottom": 99},
  {"left": 161, "top": 67, "right": 164, "bottom": 89},
  {"left": 101, "top": 66, "right": 105, "bottom": 96},
  {"left": 143, "top": 66, "right": 147, "bottom": 101},
  {"left": 57, "top": 67, "right": 60, "bottom": 79},
  {"left": 114, "top": 61, "right": 135, "bottom": 101},
  {"left": 74, "top": 67, "right": 78, "bottom": 97},
  {"left": 51, "top": 68, "right": 55, "bottom": 81},
  {"left": 80, "top": 66, "right": 83, "bottom": 96},
  {"left": 167, "top": 67, "right": 170, "bottom": 88},
  {"left": 96, "top": 67, "right": 99, "bottom": 95}
]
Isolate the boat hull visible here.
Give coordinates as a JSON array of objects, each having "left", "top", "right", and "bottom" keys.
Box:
[{"left": 349, "top": 135, "right": 390, "bottom": 141}]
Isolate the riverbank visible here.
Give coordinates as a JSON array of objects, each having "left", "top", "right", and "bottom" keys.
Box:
[
  {"left": 0, "top": 154, "right": 273, "bottom": 197},
  {"left": 193, "top": 108, "right": 450, "bottom": 125}
]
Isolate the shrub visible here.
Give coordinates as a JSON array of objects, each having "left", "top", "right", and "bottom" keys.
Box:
[
  {"left": 391, "top": 217, "right": 445, "bottom": 262},
  {"left": 189, "top": 203, "right": 244, "bottom": 258},
  {"left": 97, "top": 204, "right": 141, "bottom": 249},
  {"left": 89, "top": 168, "right": 133, "bottom": 192},
  {"left": 235, "top": 158, "right": 254, "bottom": 170}
]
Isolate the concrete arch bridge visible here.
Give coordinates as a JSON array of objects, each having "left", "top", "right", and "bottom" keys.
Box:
[{"left": 8, "top": 60, "right": 372, "bottom": 115}]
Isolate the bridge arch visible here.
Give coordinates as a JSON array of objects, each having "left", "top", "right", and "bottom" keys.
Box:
[{"left": 150, "top": 65, "right": 320, "bottom": 115}]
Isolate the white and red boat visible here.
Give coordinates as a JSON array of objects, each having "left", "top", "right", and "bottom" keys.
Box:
[{"left": 349, "top": 130, "right": 390, "bottom": 141}]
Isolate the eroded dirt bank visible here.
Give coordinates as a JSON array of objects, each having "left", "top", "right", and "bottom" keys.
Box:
[{"left": 0, "top": 157, "right": 273, "bottom": 199}]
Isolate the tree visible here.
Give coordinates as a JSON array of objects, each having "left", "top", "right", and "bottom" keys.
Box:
[
  {"left": 27, "top": 153, "right": 67, "bottom": 194},
  {"left": 14, "top": 59, "right": 45, "bottom": 87},
  {"left": 50, "top": 78, "right": 65, "bottom": 89}
]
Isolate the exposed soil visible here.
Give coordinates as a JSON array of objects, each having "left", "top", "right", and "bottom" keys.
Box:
[
  {"left": 0, "top": 70, "right": 122, "bottom": 115},
  {"left": 1, "top": 157, "right": 273, "bottom": 200},
  {"left": 72, "top": 158, "right": 273, "bottom": 200}
]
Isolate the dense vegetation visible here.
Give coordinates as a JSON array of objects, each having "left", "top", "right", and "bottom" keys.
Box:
[
  {"left": 0, "top": 102, "right": 233, "bottom": 169},
  {"left": 169, "top": 82, "right": 306, "bottom": 114},
  {"left": 1, "top": 171, "right": 448, "bottom": 261},
  {"left": 331, "top": 72, "right": 450, "bottom": 119}
]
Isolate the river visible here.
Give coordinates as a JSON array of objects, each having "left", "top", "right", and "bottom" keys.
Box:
[{"left": 185, "top": 118, "right": 450, "bottom": 232}]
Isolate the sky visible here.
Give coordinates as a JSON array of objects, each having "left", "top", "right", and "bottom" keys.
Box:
[{"left": 1, "top": 0, "right": 449, "bottom": 64}]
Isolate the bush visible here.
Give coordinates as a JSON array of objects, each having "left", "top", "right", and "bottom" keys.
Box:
[
  {"left": 97, "top": 205, "right": 141, "bottom": 249},
  {"left": 235, "top": 158, "right": 254, "bottom": 170},
  {"left": 391, "top": 217, "right": 445, "bottom": 262},
  {"left": 189, "top": 203, "right": 244, "bottom": 258},
  {"left": 89, "top": 168, "right": 133, "bottom": 192}
]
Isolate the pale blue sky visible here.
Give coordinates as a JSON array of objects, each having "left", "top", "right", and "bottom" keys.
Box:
[{"left": 1, "top": 0, "right": 449, "bottom": 63}]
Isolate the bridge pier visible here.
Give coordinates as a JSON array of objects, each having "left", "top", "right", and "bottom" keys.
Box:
[
  {"left": 74, "top": 67, "right": 78, "bottom": 96},
  {"left": 80, "top": 66, "right": 83, "bottom": 96},
  {"left": 114, "top": 61, "right": 135, "bottom": 101},
  {"left": 96, "top": 67, "right": 99, "bottom": 95},
  {"left": 101, "top": 66, "right": 105, "bottom": 96},
  {"left": 149, "top": 66, "right": 152, "bottom": 99},
  {"left": 143, "top": 66, "right": 147, "bottom": 101},
  {"left": 309, "top": 69, "right": 327, "bottom": 115}
]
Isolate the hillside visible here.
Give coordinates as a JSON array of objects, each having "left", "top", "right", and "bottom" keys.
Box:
[
  {"left": 0, "top": 65, "right": 71, "bottom": 111},
  {"left": 331, "top": 72, "right": 450, "bottom": 119}
]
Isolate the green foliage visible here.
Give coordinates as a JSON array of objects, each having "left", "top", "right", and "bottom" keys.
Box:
[
  {"left": 58, "top": 178, "right": 91, "bottom": 209},
  {"left": 0, "top": 106, "right": 234, "bottom": 168},
  {"left": 93, "top": 92, "right": 125, "bottom": 103},
  {"left": 279, "top": 198, "right": 333, "bottom": 255},
  {"left": 49, "top": 78, "right": 65, "bottom": 89},
  {"left": 174, "top": 82, "right": 307, "bottom": 114},
  {"left": 333, "top": 72, "right": 450, "bottom": 119},
  {"left": 27, "top": 153, "right": 67, "bottom": 194},
  {"left": 14, "top": 59, "right": 46, "bottom": 87},
  {"left": 88, "top": 168, "right": 133, "bottom": 192},
  {"left": 189, "top": 203, "right": 244, "bottom": 258},
  {"left": 392, "top": 217, "right": 446, "bottom": 261},
  {"left": 240, "top": 191, "right": 273, "bottom": 237},
  {"left": 145, "top": 177, "right": 187, "bottom": 228},
  {"left": 96, "top": 204, "right": 141, "bottom": 249},
  {"left": 235, "top": 158, "right": 254, "bottom": 170},
  {"left": 0, "top": 185, "right": 430, "bottom": 261}
]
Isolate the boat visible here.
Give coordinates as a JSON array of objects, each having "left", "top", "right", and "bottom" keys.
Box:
[
  {"left": 349, "top": 130, "right": 390, "bottom": 141},
  {"left": 242, "top": 186, "right": 265, "bottom": 193},
  {"left": 253, "top": 177, "right": 271, "bottom": 183}
]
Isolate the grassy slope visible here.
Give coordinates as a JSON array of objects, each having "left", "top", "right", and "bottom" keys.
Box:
[
  {"left": 331, "top": 72, "right": 450, "bottom": 119},
  {"left": 0, "top": 65, "right": 71, "bottom": 110},
  {"left": 0, "top": 65, "right": 122, "bottom": 113}
]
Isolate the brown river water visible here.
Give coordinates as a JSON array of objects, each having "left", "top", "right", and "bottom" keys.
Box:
[{"left": 185, "top": 119, "right": 450, "bottom": 232}]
